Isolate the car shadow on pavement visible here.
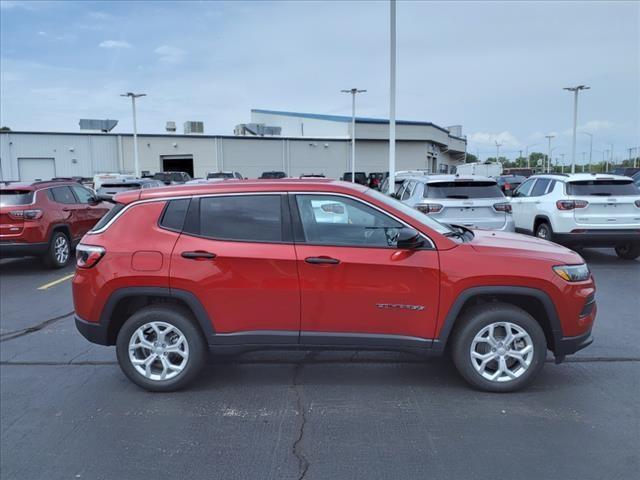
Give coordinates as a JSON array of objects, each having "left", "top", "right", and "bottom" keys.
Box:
[
  {"left": 0, "top": 256, "right": 74, "bottom": 275},
  {"left": 578, "top": 248, "right": 638, "bottom": 265}
]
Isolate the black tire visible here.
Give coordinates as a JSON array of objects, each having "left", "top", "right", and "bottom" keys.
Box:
[
  {"left": 615, "top": 243, "right": 640, "bottom": 260},
  {"left": 42, "top": 231, "right": 71, "bottom": 269},
  {"left": 116, "top": 305, "right": 207, "bottom": 392},
  {"left": 535, "top": 222, "right": 553, "bottom": 242},
  {"left": 450, "top": 303, "right": 547, "bottom": 393}
]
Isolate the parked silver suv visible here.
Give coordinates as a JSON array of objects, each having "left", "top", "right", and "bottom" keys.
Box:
[{"left": 396, "top": 175, "right": 515, "bottom": 231}]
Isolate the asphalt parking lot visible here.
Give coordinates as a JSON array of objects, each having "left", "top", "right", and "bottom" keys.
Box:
[{"left": 1, "top": 249, "right": 638, "bottom": 480}]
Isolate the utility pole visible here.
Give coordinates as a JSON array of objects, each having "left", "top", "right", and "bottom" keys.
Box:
[
  {"left": 581, "top": 152, "right": 587, "bottom": 171},
  {"left": 518, "top": 150, "right": 523, "bottom": 167},
  {"left": 560, "top": 153, "right": 566, "bottom": 173},
  {"left": 525, "top": 143, "right": 538, "bottom": 169},
  {"left": 387, "top": 0, "right": 396, "bottom": 194},
  {"left": 545, "top": 134, "right": 555, "bottom": 173},
  {"left": 563, "top": 85, "right": 590, "bottom": 173},
  {"left": 495, "top": 140, "right": 502, "bottom": 165},
  {"left": 579, "top": 132, "right": 593, "bottom": 172},
  {"left": 341, "top": 88, "right": 367, "bottom": 182},
  {"left": 120, "top": 92, "right": 146, "bottom": 177}
]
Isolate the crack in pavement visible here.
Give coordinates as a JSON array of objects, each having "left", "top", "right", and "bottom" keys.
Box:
[
  {"left": 0, "top": 311, "right": 74, "bottom": 342},
  {"left": 291, "top": 352, "right": 317, "bottom": 480}
]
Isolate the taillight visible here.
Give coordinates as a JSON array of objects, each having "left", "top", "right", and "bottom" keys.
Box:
[
  {"left": 556, "top": 200, "right": 588, "bottom": 210},
  {"left": 493, "top": 202, "right": 512, "bottom": 213},
  {"left": 8, "top": 209, "right": 43, "bottom": 220},
  {"left": 416, "top": 204, "right": 443, "bottom": 214},
  {"left": 76, "top": 244, "right": 105, "bottom": 268}
]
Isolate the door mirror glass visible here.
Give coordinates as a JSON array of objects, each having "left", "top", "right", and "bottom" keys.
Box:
[{"left": 396, "top": 227, "right": 425, "bottom": 249}]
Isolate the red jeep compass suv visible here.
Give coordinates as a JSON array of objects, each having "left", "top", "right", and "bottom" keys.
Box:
[
  {"left": 1, "top": 180, "right": 110, "bottom": 268},
  {"left": 73, "top": 179, "right": 596, "bottom": 392}
]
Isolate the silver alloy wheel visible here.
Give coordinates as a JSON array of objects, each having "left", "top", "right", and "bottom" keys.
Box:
[
  {"left": 54, "top": 236, "right": 70, "bottom": 264},
  {"left": 128, "top": 321, "right": 189, "bottom": 381},
  {"left": 469, "top": 322, "right": 534, "bottom": 382}
]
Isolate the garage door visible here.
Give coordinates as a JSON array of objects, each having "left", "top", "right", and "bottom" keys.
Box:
[{"left": 18, "top": 158, "right": 56, "bottom": 182}]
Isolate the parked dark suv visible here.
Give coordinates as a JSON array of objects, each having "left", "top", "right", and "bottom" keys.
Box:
[
  {"left": 1, "top": 180, "right": 110, "bottom": 267},
  {"left": 74, "top": 179, "right": 595, "bottom": 393}
]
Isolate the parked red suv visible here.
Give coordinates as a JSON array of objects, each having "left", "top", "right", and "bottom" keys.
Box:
[
  {"left": 73, "top": 179, "right": 596, "bottom": 392},
  {"left": 0, "top": 180, "right": 110, "bottom": 268}
]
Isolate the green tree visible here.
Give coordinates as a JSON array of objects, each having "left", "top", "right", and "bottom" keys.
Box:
[{"left": 465, "top": 152, "right": 478, "bottom": 163}]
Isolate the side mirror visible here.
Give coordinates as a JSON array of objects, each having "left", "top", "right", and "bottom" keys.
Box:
[
  {"left": 88, "top": 195, "right": 100, "bottom": 205},
  {"left": 396, "top": 227, "right": 425, "bottom": 249}
]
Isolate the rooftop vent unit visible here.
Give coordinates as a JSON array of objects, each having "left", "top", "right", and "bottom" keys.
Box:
[
  {"left": 447, "top": 125, "right": 463, "bottom": 137},
  {"left": 79, "top": 119, "right": 118, "bottom": 133},
  {"left": 234, "top": 123, "right": 282, "bottom": 137},
  {"left": 165, "top": 121, "right": 176, "bottom": 132},
  {"left": 184, "top": 121, "right": 204, "bottom": 134}
]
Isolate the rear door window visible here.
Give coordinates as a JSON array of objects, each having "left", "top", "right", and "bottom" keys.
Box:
[
  {"left": 50, "top": 186, "right": 76, "bottom": 204},
  {"left": 401, "top": 181, "right": 415, "bottom": 200},
  {"left": 424, "top": 181, "right": 503, "bottom": 199},
  {"left": 530, "top": 178, "right": 551, "bottom": 197},
  {"left": 514, "top": 178, "right": 536, "bottom": 197},
  {"left": 194, "top": 195, "right": 283, "bottom": 242},
  {"left": 566, "top": 180, "right": 639, "bottom": 196},
  {"left": 0, "top": 190, "right": 34, "bottom": 206}
]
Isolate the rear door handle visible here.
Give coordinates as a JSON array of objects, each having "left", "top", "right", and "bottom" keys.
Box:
[
  {"left": 305, "top": 256, "right": 340, "bottom": 265},
  {"left": 181, "top": 251, "right": 216, "bottom": 260}
]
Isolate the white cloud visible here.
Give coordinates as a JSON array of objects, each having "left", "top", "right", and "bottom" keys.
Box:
[
  {"left": 154, "top": 45, "right": 186, "bottom": 64},
  {"left": 98, "top": 40, "right": 132, "bottom": 49},
  {"left": 37, "top": 31, "right": 47, "bottom": 36},
  {"left": 561, "top": 120, "right": 613, "bottom": 136},
  {"left": 469, "top": 131, "right": 521, "bottom": 148}
]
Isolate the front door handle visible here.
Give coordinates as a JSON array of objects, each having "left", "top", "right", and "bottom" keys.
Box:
[
  {"left": 181, "top": 251, "right": 216, "bottom": 260},
  {"left": 305, "top": 256, "right": 340, "bottom": 265}
]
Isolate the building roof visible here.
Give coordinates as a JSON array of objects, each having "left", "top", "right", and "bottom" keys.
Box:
[{"left": 251, "top": 109, "right": 465, "bottom": 139}]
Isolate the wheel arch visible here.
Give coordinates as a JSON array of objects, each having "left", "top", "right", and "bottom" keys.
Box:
[
  {"left": 49, "top": 223, "right": 72, "bottom": 242},
  {"left": 434, "top": 286, "right": 562, "bottom": 353},
  {"left": 100, "top": 287, "right": 214, "bottom": 346},
  {"left": 533, "top": 215, "right": 553, "bottom": 233}
]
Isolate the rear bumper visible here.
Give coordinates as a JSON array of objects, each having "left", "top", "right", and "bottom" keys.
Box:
[
  {"left": 75, "top": 314, "right": 110, "bottom": 345},
  {"left": 554, "top": 329, "right": 594, "bottom": 356},
  {"left": 553, "top": 229, "right": 640, "bottom": 247},
  {"left": 0, "top": 241, "right": 49, "bottom": 258}
]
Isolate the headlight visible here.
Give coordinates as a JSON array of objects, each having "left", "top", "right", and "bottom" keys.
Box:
[{"left": 553, "top": 264, "right": 590, "bottom": 282}]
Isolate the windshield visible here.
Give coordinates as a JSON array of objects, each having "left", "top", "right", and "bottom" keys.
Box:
[
  {"left": 566, "top": 180, "right": 639, "bottom": 196},
  {"left": 207, "top": 172, "right": 234, "bottom": 179},
  {"left": 0, "top": 190, "right": 34, "bottom": 206},
  {"left": 425, "top": 181, "right": 504, "bottom": 199},
  {"left": 365, "top": 188, "right": 453, "bottom": 235}
]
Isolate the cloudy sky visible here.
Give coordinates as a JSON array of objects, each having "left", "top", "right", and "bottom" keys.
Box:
[{"left": 1, "top": 0, "right": 638, "bottom": 162}]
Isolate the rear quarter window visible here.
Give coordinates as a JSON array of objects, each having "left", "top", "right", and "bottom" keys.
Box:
[
  {"left": 0, "top": 190, "right": 34, "bottom": 206},
  {"left": 91, "top": 203, "right": 125, "bottom": 231},
  {"left": 425, "top": 181, "right": 503, "bottom": 199},
  {"left": 159, "top": 199, "right": 190, "bottom": 232},
  {"left": 567, "top": 180, "right": 639, "bottom": 196}
]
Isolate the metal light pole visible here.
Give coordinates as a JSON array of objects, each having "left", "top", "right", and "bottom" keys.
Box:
[
  {"left": 525, "top": 143, "right": 538, "bottom": 169},
  {"left": 545, "top": 135, "right": 555, "bottom": 173},
  {"left": 388, "top": 0, "right": 396, "bottom": 194},
  {"left": 579, "top": 132, "right": 593, "bottom": 172},
  {"left": 563, "top": 85, "right": 590, "bottom": 174},
  {"left": 560, "top": 153, "right": 566, "bottom": 173},
  {"left": 341, "top": 88, "right": 367, "bottom": 183},
  {"left": 120, "top": 92, "right": 146, "bottom": 177},
  {"left": 495, "top": 140, "right": 502, "bottom": 164}
]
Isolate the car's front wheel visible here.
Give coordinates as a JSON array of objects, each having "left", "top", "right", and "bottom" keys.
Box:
[
  {"left": 614, "top": 243, "right": 640, "bottom": 260},
  {"left": 535, "top": 222, "right": 553, "bottom": 242},
  {"left": 451, "top": 303, "right": 547, "bottom": 392},
  {"left": 116, "top": 305, "right": 207, "bottom": 392}
]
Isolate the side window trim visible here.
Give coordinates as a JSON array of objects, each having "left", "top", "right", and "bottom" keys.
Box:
[{"left": 289, "top": 192, "right": 434, "bottom": 250}]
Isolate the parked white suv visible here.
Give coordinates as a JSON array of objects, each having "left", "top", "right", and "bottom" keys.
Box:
[
  {"left": 509, "top": 173, "right": 640, "bottom": 259},
  {"left": 397, "top": 175, "right": 515, "bottom": 231}
]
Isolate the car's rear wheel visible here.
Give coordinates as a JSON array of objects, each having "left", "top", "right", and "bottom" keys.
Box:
[
  {"left": 451, "top": 303, "right": 546, "bottom": 392},
  {"left": 614, "top": 243, "right": 640, "bottom": 260},
  {"left": 42, "top": 231, "right": 71, "bottom": 268},
  {"left": 535, "top": 222, "right": 553, "bottom": 242},
  {"left": 116, "top": 305, "right": 207, "bottom": 392}
]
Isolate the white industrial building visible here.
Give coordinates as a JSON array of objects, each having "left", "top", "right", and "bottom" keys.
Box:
[{"left": 0, "top": 109, "right": 467, "bottom": 181}]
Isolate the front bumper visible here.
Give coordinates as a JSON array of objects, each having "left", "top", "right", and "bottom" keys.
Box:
[
  {"left": 554, "top": 329, "right": 594, "bottom": 356},
  {"left": 75, "top": 314, "right": 110, "bottom": 345},
  {"left": 553, "top": 229, "right": 640, "bottom": 248},
  {"left": 0, "top": 241, "right": 49, "bottom": 258}
]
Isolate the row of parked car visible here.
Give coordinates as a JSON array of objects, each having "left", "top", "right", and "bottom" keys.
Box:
[{"left": 389, "top": 171, "right": 640, "bottom": 260}]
